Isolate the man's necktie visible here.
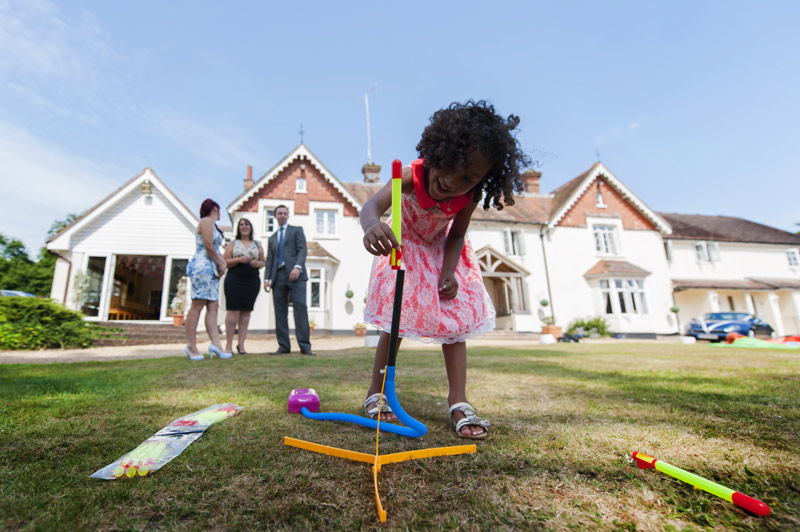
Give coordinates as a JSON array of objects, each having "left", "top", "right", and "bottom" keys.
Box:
[{"left": 277, "top": 226, "right": 285, "bottom": 266}]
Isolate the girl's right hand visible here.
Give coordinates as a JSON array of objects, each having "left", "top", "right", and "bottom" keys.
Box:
[
  {"left": 216, "top": 261, "right": 227, "bottom": 277},
  {"left": 240, "top": 255, "right": 252, "bottom": 264},
  {"left": 363, "top": 222, "right": 400, "bottom": 256}
]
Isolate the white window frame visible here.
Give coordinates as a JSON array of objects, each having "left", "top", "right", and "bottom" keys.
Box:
[
  {"left": 787, "top": 248, "right": 800, "bottom": 268},
  {"left": 296, "top": 176, "right": 307, "bottom": 194},
  {"left": 599, "top": 277, "right": 648, "bottom": 315},
  {"left": 502, "top": 228, "right": 525, "bottom": 257},
  {"left": 595, "top": 189, "right": 607, "bottom": 208},
  {"left": 259, "top": 199, "right": 294, "bottom": 236},
  {"left": 664, "top": 239, "right": 673, "bottom": 262},
  {"left": 310, "top": 201, "right": 342, "bottom": 239},
  {"left": 695, "top": 241, "right": 720, "bottom": 262},
  {"left": 308, "top": 267, "right": 327, "bottom": 310},
  {"left": 591, "top": 223, "right": 620, "bottom": 256}
]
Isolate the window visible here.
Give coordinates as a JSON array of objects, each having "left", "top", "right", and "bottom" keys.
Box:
[
  {"left": 787, "top": 248, "right": 800, "bottom": 267},
  {"left": 695, "top": 241, "right": 720, "bottom": 262},
  {"left": 315, "top": 210, "right": 336, "bottom": 235},
  {"left": 264, "top": 208, "right": 276, "bottom": 233},
  {"left": 601, "top": 278, "right": 648, "bottom": 315},
  {"left": 600, "top": 280, "right": 613, "bottom": 314},
  {"left": 593, "top": 225, "right": 618, "bottom": 255},
  {"left": 595, "top": 190, "right": 607, "bottom": 207},
  {"left": 296, "top": 177, "right": 307, "bottom": 193},
  {"left": 664, "top": 240, "right": 673, "bottom": 261},
  {"left": 503, "top": 228, "right": 525, "bottom": 256},
  {"left": 308, "top": 268, "right": 327, "bottom": 310}
]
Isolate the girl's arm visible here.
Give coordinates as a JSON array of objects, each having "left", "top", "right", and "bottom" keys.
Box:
[
  {"left": 360, "top": 167, "right": 413, "bottom": 256},
  {"left": 438, "top": 201, "right": 478, "bottom": 300},
  {"left": 199, "top": 219, "right": 226, "bottom": 275}
]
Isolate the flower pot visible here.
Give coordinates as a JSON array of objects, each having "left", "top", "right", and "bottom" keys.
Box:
[
  {"left": 309, "top": 325, "right": 315, "bottom": 335},
  {"left": 172, "top": 314, "right": 184, "bottom": 327},
  {"left": 354, "top": 328, "right": 366, "bottom": 337},
  {"left": 541, "top": 324, "right": 562, "bottom": 339}
]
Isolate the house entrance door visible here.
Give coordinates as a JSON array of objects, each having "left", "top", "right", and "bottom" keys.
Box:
[{"left": 109, "top": 255, "right": 166, "bottom": 320}]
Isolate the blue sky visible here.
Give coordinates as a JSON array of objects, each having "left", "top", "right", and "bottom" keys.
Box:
[{"left": 2, "top": 0, "right": 799, "bottom": 254}]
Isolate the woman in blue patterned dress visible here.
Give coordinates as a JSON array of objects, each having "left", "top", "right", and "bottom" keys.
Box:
[{"left": 185, "top": 199, "right": 231, "bottom": 361}]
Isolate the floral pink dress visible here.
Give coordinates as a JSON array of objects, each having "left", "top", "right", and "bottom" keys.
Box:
[{"left": 364, "top": 159, "right": 495, "bottom": 344}]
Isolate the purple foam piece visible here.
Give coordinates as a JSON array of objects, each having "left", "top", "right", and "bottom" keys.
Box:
[{"left": 288, "top": 388, "right": 320, "bottom": 414}]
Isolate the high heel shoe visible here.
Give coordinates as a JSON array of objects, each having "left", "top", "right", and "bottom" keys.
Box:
[
  {"left": 236, "top": 346, "right": 247, "bottom": 355},
  {"left": 185, "top": 346, "right": 204, "bottom": 361},
  {"left": 208, "top": 344, "right": 233, "bottom": 359}
]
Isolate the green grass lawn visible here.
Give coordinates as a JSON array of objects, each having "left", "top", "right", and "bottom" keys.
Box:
[{"left": 1, "top": 342, "right": 799, "bottom": 531}]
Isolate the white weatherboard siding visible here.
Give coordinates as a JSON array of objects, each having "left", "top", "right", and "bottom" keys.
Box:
[{"left": 46, "top": 169, "right": 198, "bottom": 321}]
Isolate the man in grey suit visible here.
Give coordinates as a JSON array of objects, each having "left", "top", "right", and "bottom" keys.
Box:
[{"left": 263, "top": 205, "right": 315, "bottom": 355}]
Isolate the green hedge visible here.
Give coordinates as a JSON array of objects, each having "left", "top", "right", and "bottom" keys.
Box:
[
  {"left": 566, "top": 316, "right": 611, "bottom": 337},
  {"left": 0, "top": 297, "right": 109, "bottom": 350}
]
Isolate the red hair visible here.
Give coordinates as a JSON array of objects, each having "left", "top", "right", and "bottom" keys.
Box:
[{"left": 199, "top": 199, "right": 219, "bottom": 218}]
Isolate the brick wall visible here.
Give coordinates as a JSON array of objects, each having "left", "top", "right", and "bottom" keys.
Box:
[
  {"left": 557, "top": 176, "right": 655, "bottom": 230},
  {"left": 239, "top": 158, "right": 359, "bottom": 217}
]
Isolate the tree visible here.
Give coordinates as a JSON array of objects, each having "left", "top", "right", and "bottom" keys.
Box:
[
  {"left": 47, "top": 213, "right": 80, "bottom": 241},
  {"left": 0, "top": 232, "right": 58, "bottom": 297}
]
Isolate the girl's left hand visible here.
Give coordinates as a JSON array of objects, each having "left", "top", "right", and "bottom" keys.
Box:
[{"left": 438, "top": 273, "right": 458, "bottom": 300}]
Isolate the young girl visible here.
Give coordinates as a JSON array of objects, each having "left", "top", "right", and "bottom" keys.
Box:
[{"left": 360, "top": 100, "right": 529, "bottom": 439}]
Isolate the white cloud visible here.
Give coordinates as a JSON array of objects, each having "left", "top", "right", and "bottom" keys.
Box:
[
  {"left": 143, "top": 108, "right": 261, "bottom": 167},
  {"left": 0, "top": 121, "right": 125, "bottom": 253}
]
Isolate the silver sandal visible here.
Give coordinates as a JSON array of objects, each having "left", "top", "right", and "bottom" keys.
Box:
[
  {"left": 364, "top": 392, "right": 393, "bottom": 420},
  {"left": 450, "top": 402, "right": 490, "bottom": 440}
]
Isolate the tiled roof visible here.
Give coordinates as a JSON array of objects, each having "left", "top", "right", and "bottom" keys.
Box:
[
  {"left": 307, "top": 241, "right": 338, "bottom": 263},
  {"left": 672, "top": 279, "right": 774, "bottom": 291},
  {"left": 660, "top": 213, "right": 800, "bottom": 245},
  {"left": 548, "top": 163, "right": 599, "bottom": 218},
  {"left": 342, "top": 182, "right": 552, "bottom": 224},
  {"left": 343, "top": 182, "right": 382, "bottom": 206},
  {"left": 584, "top": 260, "right": 651, "bottom": 278},
  {"left": 749, "top": 278, "right": 800, "bottom": 289}
]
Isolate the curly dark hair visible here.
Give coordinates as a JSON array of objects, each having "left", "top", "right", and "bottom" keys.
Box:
[{"left": 416, "top": 100, "right": 530, "bottom": 210}]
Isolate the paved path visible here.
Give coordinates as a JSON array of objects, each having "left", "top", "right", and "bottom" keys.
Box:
[{"left": 0, "top": 333, "right": 551, "bottom": 364}]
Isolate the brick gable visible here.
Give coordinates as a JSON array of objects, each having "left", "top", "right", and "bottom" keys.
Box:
[
  {"left": 238, "top": 158, "right": 359, "bottom": 217},
  {"left": 557, "top": 176, "right": 655, "bottom": 230}
]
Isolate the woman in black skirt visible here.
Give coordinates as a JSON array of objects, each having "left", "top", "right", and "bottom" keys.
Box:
[{"left": 223, "top": 218, "right": 264, "bottom": 354}]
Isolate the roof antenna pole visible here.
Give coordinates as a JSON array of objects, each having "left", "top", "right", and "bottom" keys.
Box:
[{"left": 364, "top": 85, "right": 377, "bottom": 163}]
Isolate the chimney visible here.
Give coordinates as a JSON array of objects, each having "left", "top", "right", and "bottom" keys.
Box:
[
  {"left": 244, "top": 165, "right": 254, "bottom": 191},
  {"left": 362, "top": 162, "right": 381, "bottom": 183},
  {"left": 522, "top": 170, "right": 541, "bottom": 194}
]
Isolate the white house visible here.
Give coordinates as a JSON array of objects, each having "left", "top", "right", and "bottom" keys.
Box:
[
  {"left": 47, "top": 168, "right": 199, "bottom": 322},
  {"left": 661, "top": 213, "right": 800, "bottom": 336},
  {"left": 47, "top": 146, "right": 800, "bottom": 337}
]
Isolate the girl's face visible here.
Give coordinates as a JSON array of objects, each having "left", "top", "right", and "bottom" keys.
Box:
[
  {"left": 238, "top": 220, "right": 251, "bottom": 236},
  {"left": 427, "top": 149, "right": 491, "bottom": 202}
]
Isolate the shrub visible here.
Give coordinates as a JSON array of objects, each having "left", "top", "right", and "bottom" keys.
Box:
[
  {"left": 0, "top": 297, "right": 110, "bottom": 350},
  {"left": 566, "top": 316, "right": 611, "bottom": 337}
]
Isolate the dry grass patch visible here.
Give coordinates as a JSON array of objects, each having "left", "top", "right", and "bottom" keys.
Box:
[{"left": 1, "top": 341, "right": 798, "bottom": 530}]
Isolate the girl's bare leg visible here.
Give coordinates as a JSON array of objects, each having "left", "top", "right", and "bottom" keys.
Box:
[
  {"left": 442, "top": 341, "right": 485, "bottom": 437},
  {"left": 237, "top": 311, "right": 251, "bottom": 352},
  {"left": 365, "top": 331, "right": 400, "bottom": 421}
]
